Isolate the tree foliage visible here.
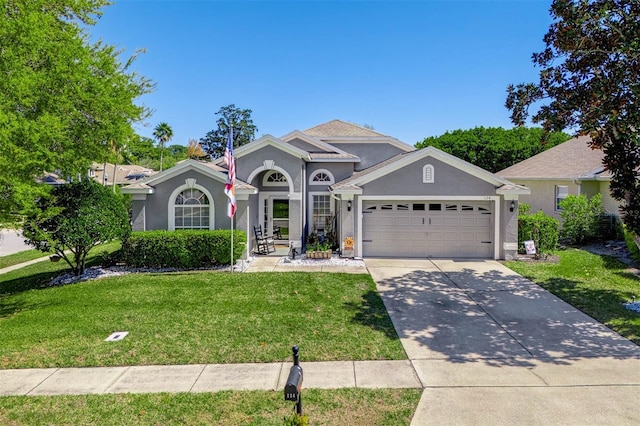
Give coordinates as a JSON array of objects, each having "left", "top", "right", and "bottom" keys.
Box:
[
  {"left": 506, "top": 0, "right": 640, "bottom": 233},
  {"left": 153, "top": 122, "right": 173, "bottom": 172},
  {"left": 416, "top": 127, "right": 570, "bottom": 173},
  {"left": 0, "top": 0, "right": 153, "bottom": 223},
  {"left": 23, "top": 179, "right": 130, "bottom": 276},
  {"left": 200, "top": 104, "right": 257, "bottom": 159}
]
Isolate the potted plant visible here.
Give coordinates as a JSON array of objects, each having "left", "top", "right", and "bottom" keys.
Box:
[{"left": 305, "top": 231, "right": 332, "bottom": 259}]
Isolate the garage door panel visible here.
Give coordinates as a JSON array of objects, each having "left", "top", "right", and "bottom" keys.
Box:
[
  {"left": 362, "top": 201, "right": 493, "bottom": 258},
  {"left": 477, "top": 218, "right": 492, "bottom": 227}
]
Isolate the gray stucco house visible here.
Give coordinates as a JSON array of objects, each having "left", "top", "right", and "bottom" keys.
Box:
[{"left": 121, "top": 120, "right": 529, "bottom": 260}]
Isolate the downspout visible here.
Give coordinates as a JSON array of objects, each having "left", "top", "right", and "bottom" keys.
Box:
[{"left": 301, "top": 162, "right": 306, "bottom": 251}]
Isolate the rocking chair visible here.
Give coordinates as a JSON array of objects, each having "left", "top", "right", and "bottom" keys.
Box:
[{"left": 253, "top": 225, "right": 276, "bottom": 255}]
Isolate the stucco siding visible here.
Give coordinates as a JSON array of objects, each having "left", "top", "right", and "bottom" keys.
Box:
[
  {"left": 287, "top": 137, "right": 323, "bottom": 153},
  {"left": 144, "top": 170, "right": 230, "bottom": 230},
  {"left": 131, "top": 201, "right": 145, "bottom": 231},
  {"left": 508, "top": 179, "right": 579, "bottom": 221},
  {"left": 330, "top": 143, "right": 405, "bottom": 170},
  {"left": 361, "top": 157, "right": 496, "bottom": 196},
  {"left": 238, "top": 145, "right": 303, "bottom": 191},
  {"left": 307, "top": 163, "right": 354, "bottom": 190}
]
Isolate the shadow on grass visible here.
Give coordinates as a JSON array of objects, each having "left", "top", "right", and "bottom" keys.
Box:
[
  {"left": 535, "top": 276, "right": 640, "bottom": 345},
  {"left": 345, "top": 290, "right": 400, "bottom": 341}
]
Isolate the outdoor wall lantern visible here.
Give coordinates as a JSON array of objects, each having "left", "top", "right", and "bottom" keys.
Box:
[
  {"left": 510, "top": 200, "right": 516, "bottom": 212},
  {"left": 347, "top": 200, "right": 352, "bottom": 212}
]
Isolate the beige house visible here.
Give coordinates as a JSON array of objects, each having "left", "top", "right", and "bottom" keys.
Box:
[{"left": 497, "top": 136, "right": 618, "bottom": 221}]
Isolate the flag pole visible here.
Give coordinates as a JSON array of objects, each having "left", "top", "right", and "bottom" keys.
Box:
[
  {"left": 230, "top": 215, "right": 234, "bottom": 273},
  {"left": 224, "top": 126, "right": 236, "bottom": 274}
]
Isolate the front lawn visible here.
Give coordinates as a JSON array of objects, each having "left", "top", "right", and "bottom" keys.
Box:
[
  {"left": 0, "top": 249, "right": 50, "bottom": 269},
  {"left": 0, "top": 268, "right": 405, "bottom": 368},
  {"left": 505, "top": 248, "right": 640, "bottom": 345},
  {"left": 0, "top": 388, "right": 421, "bottom": 425}
]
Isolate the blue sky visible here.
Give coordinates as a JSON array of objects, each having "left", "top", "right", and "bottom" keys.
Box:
[{"left": 91, "top": 0, "right": 553, "bottom": 147}]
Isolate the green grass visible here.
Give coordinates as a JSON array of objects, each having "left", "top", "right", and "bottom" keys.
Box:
[
  {"left": 505, "top": 248, "right": 640, "bottom": 344},
  {"left": 0, "top": 388, "right": 421, "bottom": 425},
  {"left": 0, "top": 249, "right": 50, "bottom": 269},
  {"left": 0, "top": 267, "right": 405, "bottom": 368}
]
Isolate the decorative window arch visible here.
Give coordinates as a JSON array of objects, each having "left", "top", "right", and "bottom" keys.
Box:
[
  {"left": 309, "top": 169, "right": 335, "bottom": 185},
  {"left": 168, "top": 182, "right": 214, "bottom": 230},
  {"left": 263, "top": 171, "right": 288, "bottom": 186},
  {"left": 423, "top": 164, "right": 435, "bottom": 184}
]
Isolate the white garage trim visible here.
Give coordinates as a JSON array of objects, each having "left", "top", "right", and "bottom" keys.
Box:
[{"left": 356, "top": 195, "right": 500, "bottom": 259}]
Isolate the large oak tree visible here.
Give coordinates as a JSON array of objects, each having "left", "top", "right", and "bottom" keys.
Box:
[
  {"left": 0, "top": 0, "right": 153, "bottom": 223},
  {"left": 506, "top": 0, "right": 640, "bottom": 233}
]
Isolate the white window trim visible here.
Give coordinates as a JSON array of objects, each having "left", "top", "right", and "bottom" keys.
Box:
[
  {"left": 423, "top": 164, "right": 435, "bottom": 183},
  {"left": 309, "top": 169, "right": 335, "bottom": 185},
  {"left": 263, "top": 170, "right": 288, "bottom": 187},
  {"left": 167, "top": 183, "right": 215, "bottom": 230},
  {"left": 308, "top": 191, "right": 334, "bottom": 233},
  {"left": 555, "top": 185, "right": 569, "bottom": 211}
]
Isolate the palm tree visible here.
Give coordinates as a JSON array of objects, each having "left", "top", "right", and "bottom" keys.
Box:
[{"left": 153, "top": 122, "right": 173, "bottom": 172}]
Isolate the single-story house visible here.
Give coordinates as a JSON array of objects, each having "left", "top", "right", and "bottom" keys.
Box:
[
  {"left": 496, "top": 135, "right": 618, "bottom": 221},
  {"left": 121, "top": 120, "right": 529, "bottom": 260}
]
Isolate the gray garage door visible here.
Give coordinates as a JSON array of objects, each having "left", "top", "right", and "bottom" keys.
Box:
[{"left": 362, "top": 201, "right": 493, "bottom": 258}]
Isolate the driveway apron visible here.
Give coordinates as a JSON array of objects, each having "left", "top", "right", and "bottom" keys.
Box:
[{"left": 366, "top": 258, "right": 640, "bottom": 425}]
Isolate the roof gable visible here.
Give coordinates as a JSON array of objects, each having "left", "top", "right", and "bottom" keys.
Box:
[
  {"left": 496, "top": 136, "right": 609, "bottom": 180},
  {"left": 333, "top": 146, "right": 522, "bottom": 192},
  {"left": 229, "top": 134, "right": 310, "bottom": 161},
  {"left": 121, "top": 159, "right": 255, "bottom": 194}
]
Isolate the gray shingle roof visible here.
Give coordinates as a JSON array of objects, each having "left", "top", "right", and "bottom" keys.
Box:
[
  {"left": 496, "top": 136, "right": 610, "bottom": 180},
  {"left": 304, "top": 119, "right": 388, "bottom": 137}
]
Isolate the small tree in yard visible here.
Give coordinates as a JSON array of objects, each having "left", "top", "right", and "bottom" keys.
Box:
[
  {"left": 23, "top": 180, "right": 130, "bottom": 276},
  {"left": 559, "top": 194, "right": 604, "bottom": 245}
]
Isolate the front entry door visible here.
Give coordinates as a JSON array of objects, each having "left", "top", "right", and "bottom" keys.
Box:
[{"left": 263, "top": 197, "right": 289, "bottom": 243}]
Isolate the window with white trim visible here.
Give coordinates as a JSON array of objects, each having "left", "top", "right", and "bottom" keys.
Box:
[
  {"left": 312, "top": 194, "right": 332, "bottom": 232},
  {"left": 423, "top": 164, "right": 435, "bottom": 183},
  {"left": 309, "top": 169, "right": 335, "bottom": 185},
  {"left": 555, "top": 185, "right": 569, "bottom": 210},
  {"left": 263, "top": 171, "right": 288, "bottom": 186},
  {"left": 173, "top": 188, "right": 210, "bottom": 229}
]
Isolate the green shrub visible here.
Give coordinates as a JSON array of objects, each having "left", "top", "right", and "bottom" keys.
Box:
[
  {"left": 518, "top": 210, "right": 559, "bottom": 254},
  {"left": 559, "top": 194, "right": 604, "bottom": 244},
  {"left": 122, "top": 230, "right": 246, "bottom": 268}
]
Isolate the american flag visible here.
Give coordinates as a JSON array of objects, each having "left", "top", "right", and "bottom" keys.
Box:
[{"left": 224, "top": 128, "right": 237, "bottom": 218}]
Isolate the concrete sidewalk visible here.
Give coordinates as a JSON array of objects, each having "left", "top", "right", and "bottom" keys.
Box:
[{"left": 0, "top": 360, "right": 420, "bottom": 396}]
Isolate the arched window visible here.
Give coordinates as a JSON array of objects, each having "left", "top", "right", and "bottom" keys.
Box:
[
  {"left": 173, "top": 188, "right": 210, "bottom": 229},
  {"left": 263, "top": 171, "right": 288, "bottom": 186},
  {"left": 309, "top": 169, "right": 335, "bottom": 185},
  {"left": 423, "top": 164, "right": 435, "bottom": 183}
]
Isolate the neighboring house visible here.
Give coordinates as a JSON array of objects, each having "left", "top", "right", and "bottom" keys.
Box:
[
  {"left": 496, "top": 136, "right": 618, "bottom": 221},
  {"left": 121, "top": 119, "right": 529, "bottom": 260},
  {"left": 37, "top": 173, "right": 68, "bottom": 186},
  {"left": 90, "top": 162, "right": 157, "bottom": 186}
]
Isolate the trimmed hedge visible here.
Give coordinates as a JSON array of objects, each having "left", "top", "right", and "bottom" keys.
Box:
[
  {"left": 122, "top": 230, "right": 247, "bottom": 268},
  {"left": 518, "top": 210, "right": 559, "bottom": 254}
]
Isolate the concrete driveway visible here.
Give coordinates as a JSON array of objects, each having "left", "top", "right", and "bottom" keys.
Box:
[{"left": 366, "top": 258, "right": 640, "bottom": 425}]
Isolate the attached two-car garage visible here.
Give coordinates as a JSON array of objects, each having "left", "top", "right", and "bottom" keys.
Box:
[{"left": 361, "top": 200, "right": 494, "bottom": 258}]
